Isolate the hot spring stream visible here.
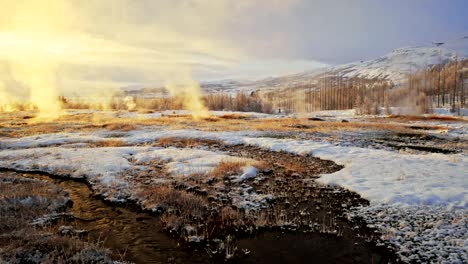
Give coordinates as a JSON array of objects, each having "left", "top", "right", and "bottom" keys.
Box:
[{"left": 8, "top": 172, "right": 394, "bottom": 264}]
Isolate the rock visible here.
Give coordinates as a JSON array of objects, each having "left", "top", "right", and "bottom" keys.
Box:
[
  {"left": 291, "top": 172, "right": 302, "bottom": 178},
  {"left": 174, "top": 183, "right": 188, "bottom": 190},
  {"left": 308, "top": 117, "right": 325, "bottom": 121},
  {"left": 195, "top": 188, "right": 208, "bottom": 196}
]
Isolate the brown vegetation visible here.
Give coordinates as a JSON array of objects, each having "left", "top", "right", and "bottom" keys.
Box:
[
  {"left": 388, "top": 114, "right": 466, "bottom": 122},
  {"left": 136, "top": 185, "right": 207, "bottom": 230},
  {"left": 1, "top": 109, "right": 430, "bottom": 139},
  {"left": 0, "top": 174, "right": 118, "bottom": 263},
  {"left": 211, "top": 160, "right": 246, "bottom": 178},
  {"left": 90, "top": 139, "right": 128, "bottom": 147}
]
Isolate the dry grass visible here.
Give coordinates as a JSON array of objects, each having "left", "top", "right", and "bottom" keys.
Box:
[
  {"left": 155, "top": 137, "right": 221, "bottom": 148},
  {"left": 202, "top": 116, "right": 220, "bottom": 122},
  {"left": 211, "top": 160, "right": 267, "bottom": 178},
  {"left": 211, "top": 161, "right": 247, "bottom": 178},
  {"left": 157, "top": 137, "right": 200, "bottom": 148},
  {"left": 1, "top": 110, "right": 432, "bottom": 139},
  {"left": 388, "top": 114, "right": 466, "bottom": 122},
  {"left": 282, "top": 161, "right": 307, "bottom": 174},
  {"left": 0, "top": 174, "right": 118, "bottom": 263},
  {"left": 219, "top": 113, "right": 249, "bottom": 120},
  {"left": 137, "top": 185, "right": 207, "bottom": 219},
  {"left": 0, "top": 176, "right": 69, "bottom": 233},
  {"left": 90, "top": 139, "right": 127, "bottom": 147},
  {"left": 101, "top": 123, "right": 137, "bottom": 131},
  {"left": 219, "top": 207, "right": 245, "bottom": 227},
  {"left": 1, "top": 229, "right": 116, "bottom": 263}
]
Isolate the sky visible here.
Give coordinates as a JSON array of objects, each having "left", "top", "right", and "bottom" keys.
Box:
[{"left": 0, "top": 0, "right": 467, "bottom": 93}]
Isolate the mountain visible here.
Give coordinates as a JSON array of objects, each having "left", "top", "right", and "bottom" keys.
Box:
[
  {"left": 124, "top": 36, "right": 468, "bottom": 96},
  {"left": 234, "top": 36, "right": 468, "bottom": 90},
  {"left": 330, "top": 46, "right": 457, "bottom": 83},
  {"left": 328, "top": 35, "right": 468, "bottom": 83}
]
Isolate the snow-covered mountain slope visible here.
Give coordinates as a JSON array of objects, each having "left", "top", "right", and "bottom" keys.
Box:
[
  {"left": 124, "top": 36, "right": 468, "bottom": 95},
  {"left": 247, "top": 36, "right": 468, "bottom": 88},
  {"left": 330, "top": 46, "right": 456, "bottom": 83}
]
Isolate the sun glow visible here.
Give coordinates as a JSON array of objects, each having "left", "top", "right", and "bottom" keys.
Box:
[{"left": 0, "top": 0, "right": 248, "bottom": 121}]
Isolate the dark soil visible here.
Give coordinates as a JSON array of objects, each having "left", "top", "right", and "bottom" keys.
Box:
[{"left": 148, "top": 138, "right": 399, "bottom": 263}]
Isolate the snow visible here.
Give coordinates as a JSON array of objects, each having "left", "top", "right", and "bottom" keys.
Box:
[
  {"left": 331, "top": 46, "right": 459, "bottom": 83},
  {"left": 234, "top": 137, "right": 467, "bottom": 209},
  {"left": 352, "top": 205, "right": 468, "bottom": 263},
  {"left": 433, "top": 107, "right": 468, "bottom": 117},
  {"left": 0, "top": 144, "right": 264, "bottom": 204},
  {"left": 1, "top": 124, "right": 466, "bottom": 261},
  {"left": 0, "top": 147, "right": 141, "bottom": 201},
  {"left": 116, "top": 110, "right": 275, "bottom": 119},
  {"left": 123, "top": 129, "right": 266, "bottom": 146},
  {"left": 133, "top": 147, "right": 257, "bottom": 177},
  {"left": 0, "top": 132, "right": 105, "bottom": 149},
  {"left": 305, "top": 109, "right": 356, "bottom": 117},
  {"left": 226, "top": 36, "right": 468, "bottom": 90},
  {"left": 236, "top": 166, "right": 257, "bottom": 182},
  {"left": 2, "top": 128, "right": 465, "bottom": 208}
]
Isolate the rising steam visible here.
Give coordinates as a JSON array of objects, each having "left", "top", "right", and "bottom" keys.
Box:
[
  {"left": 0, "top": 0, "right": 295, "bottom": 120},
  {"left": 165, "top": 82, "right": 210, "bottom": 119}
]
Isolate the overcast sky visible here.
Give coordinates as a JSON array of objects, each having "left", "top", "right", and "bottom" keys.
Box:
[
  {"left": 231, "top": 0, "right": 468, "bottom": 64},
  {"left": 0, "top": 0, "right": 467, "bottom": 90}
]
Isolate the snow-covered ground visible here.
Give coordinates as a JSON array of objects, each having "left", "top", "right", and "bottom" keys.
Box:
[
  {"left": 1, "top": 127, "right": 466, "bottom": 208},
  {"left": 433, "top": 107, "right": 468, "bottom": 117},
  {"left": 133, "top": 147, "right": 258, "bottom": 177},
  {"left": 0, "top": 122, "right": 466, "bottom": 261},
  {"left": 0, "top": 144, "right": 265, "bottom": 208}
]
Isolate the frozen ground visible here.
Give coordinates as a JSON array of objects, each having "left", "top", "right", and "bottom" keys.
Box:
[
  {"left": 0, "top": 146, "right": 262, "bottom": 205},
  {"left": 0, "top": 112, "right": 466, "bottom": 262},
  {"left": 1, "top": 127, "right": 466, "bottom": 207}
]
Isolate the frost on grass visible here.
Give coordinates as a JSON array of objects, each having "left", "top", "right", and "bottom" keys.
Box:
[
  {"left": 221, "top": 135, "right": 467, "bottom": 262},
  {"left": 133, "top": 147, "right": 258, "bottom": 177},
  {"left": 2, "top": 125, "right": 466, "bottom": 261},
  {"left": 350, "top": 205, "right": 467, "bottom": 263},
  {"left": 0, "top": 144, "right": 267, "bottom": 209},
  {"left": 0, "top": 173, "right": 121, "bottom": 264},
  {"left": 236, "top": 136, "right": 467, "bottom": 209}
]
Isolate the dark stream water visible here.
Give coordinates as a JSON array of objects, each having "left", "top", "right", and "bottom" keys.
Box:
[{"left": 11, "top": 172, "right": 392, "bottom": 264}]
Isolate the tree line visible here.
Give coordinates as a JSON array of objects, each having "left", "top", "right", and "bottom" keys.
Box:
[{"left": 58, "top": 58, "right": 467, "bottom": 115}]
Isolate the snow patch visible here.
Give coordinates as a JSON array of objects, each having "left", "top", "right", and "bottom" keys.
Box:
[{"left": 134, "top": 147, "right": 257, "bottom": 177}]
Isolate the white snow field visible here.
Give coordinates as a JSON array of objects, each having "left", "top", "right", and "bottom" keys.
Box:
[
  {"left": 0, "top": 123, "right": 466, "bottom": 262},
  {"left": 0, "top": 146, "right": 259, "bottom": 202}
]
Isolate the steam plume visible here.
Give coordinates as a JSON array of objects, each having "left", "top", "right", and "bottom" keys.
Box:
[{"left": 0, "top": 0, "right": 296, "bottom": 119}]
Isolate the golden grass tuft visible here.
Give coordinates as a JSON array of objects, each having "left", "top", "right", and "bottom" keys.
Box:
[
  {"left": 388, "top": 114, "right": 466, "bottom": 122},
  {"left": 201, "top": 116, "right": 220, "bottom": 122},
  {"left": 211, "top": 159, "right": 267, "bottom": 178},
  {"left": 155, "top": 137, "right": 221, "bottom": 148},
  {"left": 90, "top": 139, "right": 127, "bottom": 147},
  {"left": 102, "top": 123, "right": 137, "bottom": 131},
  {"left": 219, "top": 113, "right": 249, "bottom": 120},
  {"left": 137, "top": 185, "right": 207, "bottom": 216}
]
